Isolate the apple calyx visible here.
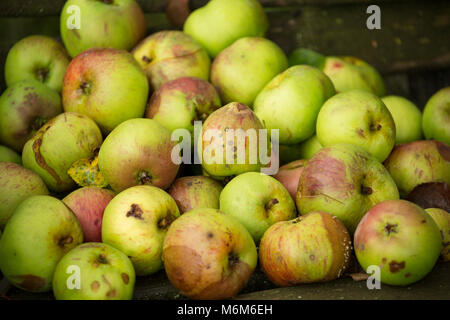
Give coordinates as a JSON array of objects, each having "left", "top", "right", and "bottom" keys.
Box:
[
  {"left": 370, "top": 123, "right": 382, "bottom": 132},
  {"left": 264, "top": 198, "right": 279, "bottom": 211},
  {"left": 35, "top": 68, "right": 49, "bottom": 82},
  {"left": 228, "top": 252, "right": 240, "bottom": 270},
  {"left": 138, "top": 171, "right": 153, "bottom": 185},
  {"left": 141, "top": 55, "right": 152, "bottom": 64},
  {"left": 158, "top": 214, "right": 176, "bottom": 229},
  {"left": 361, "top": 186, "right": 373, "bottom": 195},
  {"left": 126, "top": 204, "right": 144, "bottom": 220},
  {"left": 97, "top": 254, "right": 108, "bottom": 264},
  {"left": 58, "top": 235, "right": 74, "bottom": 248},
  {"left": 384, "top": 223, "right": 398, "bottom": 236},
  {"left": 80, "top": 81, "right": 92, "bottom": 95}
]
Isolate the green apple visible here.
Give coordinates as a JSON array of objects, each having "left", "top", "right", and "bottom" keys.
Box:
[
  {"left": 102, "top": 185, "right": 180, "bottom": 276},
  {"left": 162, "top": 208, "right": 257, "bottom": 299},
  {"left": 297, "top": 144, "right": 400, "bottom": 233},
  {"left": 220, "top": 172, "right": 297, "bottom": 242},
  {"left": 146, "top": 76, "right": 221, "bottom": 137},
  {"left": 98, "top": 118, "right": 180, "bottom": 192},
  {"left": 0, "top": 79, "right": 62, "bottom": 152},
  {"left": 211, "top": 37, "right": 288, "bottom": 106},
  {"left": 297, "top": 135, "right": 323, "bottom": 159},
  {"left": 198, "top": 102, "right": 268, "bottom": 179},
  {"left": 381, "top": 95, "right": 422, "bottom": 144},
  {"left": 0, "top": 145, "right": 21, "bottom": 164},
  {"left": 52, "top": 243, "right": 135, "bottom": 300},
  {"left": 425, "top": 208, "right": 450, "bottom": 261},
  {"left": 62, "top": 48, "right": 149, "bottom": 134},
  {"left": 422, "top": 87, "right": 450, "bottom": 145},
  {"left": 254, "top": 65, "right": 335, "bottom": 145},
  {"left": 384, "top": 140, "right": 450, "bottom": 197},
  {"left": 0, "top": 195, "right": 83, "bottom": 292},
  {"left": 168, "top": 176, "right": 223, "bottom": 214},
  {"left": 354, "top": 200, "right": 442, "bottom": 285},
  {"left": 183, "top": 0, "right": 268, "bottom": 58},
  {"left": 0, "top": 162, "right": 49, "bottom": 229},
  {"left": 22, "top": 112, "right": 103, "bottom": 193},
  {"left": 316, "top": 90, "right": 396, "bottom": 162},
  {"left": 4, "top": 35, "right": 70, "bottom": 92},
  {"left": 60, "top": 0, "right": 147, "bottom": 58},
  {"left": 259, "top": 211, "right": 352, "bottom": 286},
  {"left": 132, "top": 31, "right": 211, "bottom": 91}
]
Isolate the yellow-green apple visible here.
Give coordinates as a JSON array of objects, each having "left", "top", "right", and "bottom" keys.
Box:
[
  {"left": 220, "top": 172, "right": 297, "bottom": 242},
  {"left": 354, "top": 200, "right": 442, "bottom": 285},
  {"left": 0, "top": 162, "right": 49, "bottom": 229},
  {"left": 183, "top": 0, "right": 268, "bottom": 58},
  {"left": 254, "top": 65, "right": 335, "bottom": 145},
  {"left": 98, "top": 118, "right": 180, "bottom": 192},
  {"left": 211, "top": 37, "right": 288, "bottom": 106},
  {"left": 62, "top": 48, "right": 149, "bottom": 133},
  {"left": 168, "top": 176, "right": 223, "bottom": 214},
  {"left": 146, "top": 77, "right": 221, "bottom": 137},
  {"left": 289, "top": 48, "right": 385, "bottom": 96},
  {"left": 407, "top": 182, "right": 450, "bottom": 212},
  {"left": 62, "top": 187, "right": 115, "bottom": 242},
  {"left": 298, "top": 134, "right": 323, "bottom": 159},
  {"left": 384, "top": 140, "right": 450, "bottom": 197},
  {"left": 381, "top": 95, "right": 422, "bottom": 144},
  {"left": 132, "top": 31, "right": 210, "bottom": 91},
  {"left": 60, "top": 0, "right": 146, "bottom": 58},
  {"left": 0, "top": 79, "right": 62, "bottom": 152},
  {"left": 4, "top": 35, "right": 70, "bottom": 92},
  {"left": 198, "top": 102, "right": 268, "bottom": 179},
  {"left": 422, "top": 87, "right": 450, "bottom": 145},
  {"left": 52, "top": 242, "right": 135, "bottom": 300},
  {"left": 297, "top": 144, "right": 399, "bottom": 233},
  {"left": 0, "top": 145, "right": 21, "bottom": 164},
  {"left": 0, "top": 195, "right": 83, "bottom": 292},
  {"left": 259, "top": 211, "right": 352, "bottom": 286},
  {"left": 102, "top": 185, "right": 180, "bottom": 276},
  {"left": 316, "top": 90, "right": 396, "bottom": 162},
  {"left": 425, "top": 208, "right": 450, "bottom": 261},
  {"left": 273, "top": 159, "right": 307, "bottom": 201},
  {"left": 162, "top": 208, "right": 257, "bottom": 299},
  {"left": 22, "top": 112, "right": 103, "bottom": 193}
]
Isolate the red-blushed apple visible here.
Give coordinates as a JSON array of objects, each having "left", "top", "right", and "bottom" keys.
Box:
[
  {"left": 384, "top": 140, "right": 450, "bottom": 197},
  {"left": 316, "top": 90, "right": 396, "bottom": 162},
  {"left": 146, "top": 77, "right": 221, "bottom": 136},
  {"left": 0, "top": 195, "right": 83, "bottom": 292},
  {"left": 62, "top": 48, "right": 149, "bottom": 134},
  {"left": 425, "top": 208, "right": 450, "bottom": 261},
  {"left": 0, "top": 79, "right": 62, "bottom": 152},
  {"left": 132, "top": 31, "right": 210, "bottom": 91},
  {"left": 102, "top": 185, "right": 180, "bottom": 276},
  {"left": 4, "top": 35, "right": 70, "bottom": 92},
  {"left": 22, "top": 112, "right": 103, "bottom": 193},
  {"left": 168, "top": 176, "right": 223, "bottom": 214},
  {"left": 162, "top": 208, "right": 257, "bottom": 300},
  {"left": 98, "top": 118, "right": 180, "bottom": 192},
  {"left": 422, "top": 87, "right": 450, "bottom": 145},
  {"left": 259, "top": 211, "right": 352, "bottom": 286},
  {"left": 297, "top": 144, "right": 399, "bottom": 233},
  {"left": 0, "top": 162, "right": 49, "bottom": 229},
  {"left": 407, "top": 182, "right": 450, "bottom": 212},
  {"left": 273, "top": 159, "right": 307, "bottom": 200},
  {"left": 52, "top": 243, "right": 135, "bottom": 300},
  {"left": 60, "top": 0, "right": 147, "bottom": 58},
  {"left": 354, "top": 200, "right": 442, "bottom": 286},
  {"left": 220, "top": 172, "right": 297, "bottom": 242},
  {"left": 62, "top": 187, "right": 116, "bottom": 242}
]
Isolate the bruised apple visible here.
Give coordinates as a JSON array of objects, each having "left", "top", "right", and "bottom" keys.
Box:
[{"left": 162, "top": 208, "right": 257, "bottom": 299}]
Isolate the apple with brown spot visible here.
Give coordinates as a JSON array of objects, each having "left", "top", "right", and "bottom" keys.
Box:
[
  {"left": 168, "top": 176, "right": 223, "bottom": 214},
  {"left": 273, "top": 159, "right": 307, "bottom": 200},
  {"left": 259, "top": 211, "right": 352, "bottom": 286},
  {"left": 63, "top": 187, "right": 116, "bottom": 242},
  {"left": 407, "top": 182, "right": 450, "bottom": 212},
  {"left": 384, "top": 140, "right": 450, "bottom": 198},
  {"left": 52, "top": 243, "right": 135, "bottom": 300},
  {"left": 162, "top": 208, "right": 257, "bottom": 299},
  {"left": 354, "top": 200, "right": 442, "bottom": 286}
]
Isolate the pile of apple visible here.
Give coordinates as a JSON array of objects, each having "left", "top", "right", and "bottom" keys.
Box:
[{"left": 0, "top": 0, "right": 449, "bottom": 300}]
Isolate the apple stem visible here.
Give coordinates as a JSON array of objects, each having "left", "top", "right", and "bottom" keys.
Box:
[
  {"left": 138, "top": 171, "right": 153, "bottom": 185},
  {"left": 35, "top": 68, "right": 48, "bottom": 82},
  {"left": 58, "top": 235, "right": 73, "bottom": 247}
]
